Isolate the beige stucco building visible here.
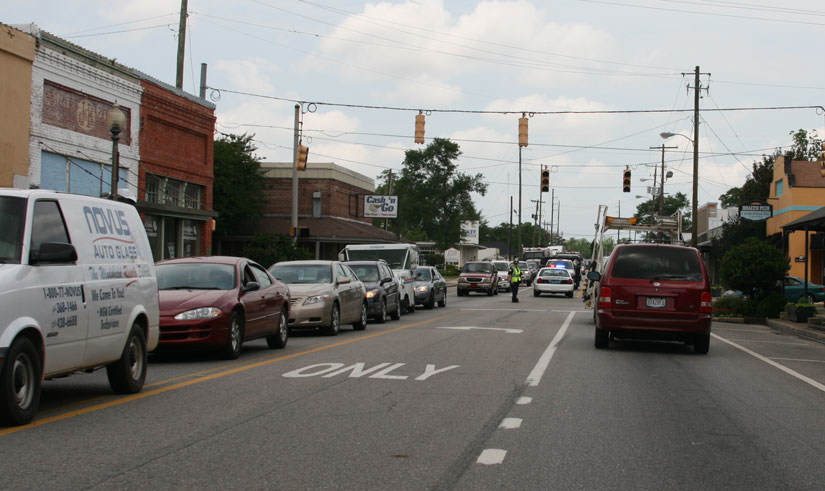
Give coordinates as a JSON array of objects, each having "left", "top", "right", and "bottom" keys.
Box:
[
  {"left": 766, "top": 155, "right": 825, "bottom": 282},
  {"left": 0, "top": 24, "right": 36, "bottom": 188}
]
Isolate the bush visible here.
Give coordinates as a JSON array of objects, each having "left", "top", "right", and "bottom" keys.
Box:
[
  {"left": 753, "top": 292, "right": 787, "bottom": 318},
  {"left": 720, "top": 237, "right": 787, "bottom": 298},
  {"left": 425, "top": 253, "right": 445, "bottom": 267},
  {"left": 713, "top": 291, "right": 786, "bottom": 319},
  {"left": 440, "top": 264, "right": 459, "bottom": 277}
]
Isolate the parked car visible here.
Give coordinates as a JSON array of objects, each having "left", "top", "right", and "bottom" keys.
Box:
[
  {"left": 783, "top": 276, "right": 825, "bottom": 303},
  {"left": 457, "top": 261, "right": 498, "bottom": 296},
  {"left": 346, "top": 260, "right": 402, "bottom": 323},
  {"left": 0, "top": 190, "right": 159, "bottom": 426},
  {"left": 414, "top": 266, "right": 447, "bottom": 309},
  {"left": 270, "top": 260, "right": 367, "bottom": 336},
  {"left": 492, "top": 260, "right": 511, "bottom": 292},
  {"left": 589, "top": 244, "right": 712, "bottom": 354},
  {"left": 155, "top": 256, "right": 289, "bottom": 359},
  {"left": 533, "top": 267, "right": 575, "bottom": 298}
]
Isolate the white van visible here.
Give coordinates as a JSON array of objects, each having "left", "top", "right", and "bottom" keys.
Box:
[
  {"left": 339, "top": 243, "right": 419, "bottom": 313},
  {"left": 0, "top": 190, "right": 159, "bottom": 426}
]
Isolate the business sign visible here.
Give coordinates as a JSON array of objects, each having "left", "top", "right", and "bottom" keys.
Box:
[
  {"left": 461, "top": 221, "right": 479, "bottom": 245},
  {"left": 739, "top": 199, "right": 772, "bottom": 221},
  {"left": 364, "top": 195, "right": 398, "bottom": 218},
  {"left": 444, "top": 248, "right": 460, "bottom": 264}
]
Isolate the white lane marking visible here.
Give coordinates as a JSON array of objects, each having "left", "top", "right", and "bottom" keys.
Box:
[
  {"left": 499, "top": 418, "right": 522, "bottom": 429},
  {"left": 723, "top": 338, "right": 809, "bottom": 346},
  {"left": 438, "top": 326, "right": 523, "bottom": 334},
  {"left": 769, "top": 357, "right": 825, "bottom": 364},
  {"left": 712, "top": 328, "right": 769, "bottom": 333},
  {"left": 477, "top": 449, "right": 507, "bottom": 465},
  {"left": 516, "top": 397, "right": 532, "bottom": 405},
  {"left": 712, "top": 333, "right": 825, "bottom": 393},
  {"left": 462, "top": 308, "right": 586, "bottom": 313},
  {"left": 525, "top": 311, "right": 576, "bottom": 387}
]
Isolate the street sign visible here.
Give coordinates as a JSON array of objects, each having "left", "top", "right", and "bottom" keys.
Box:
[
  {"left": 364, "top": 195, "right": 398, "bottom": 218},
  {"left": 739, "top": 199, "right": 772, "bottom": 221}
]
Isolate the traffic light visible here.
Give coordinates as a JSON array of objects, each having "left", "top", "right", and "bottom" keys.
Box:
[
  {"left": 622, "top": 167, "right": 631, "bottom": 193},
  {"left": 296, "top": 144, "right": 309, "bottom": 171},
  {"left": 518, "top": 114, "right": 528, "bottom": 147},
  {"left": 540, "top": 166, "right": 550, "bottom": 192},
  {"left": 415, "top": 112, "right": 425, "bottom": 144}
]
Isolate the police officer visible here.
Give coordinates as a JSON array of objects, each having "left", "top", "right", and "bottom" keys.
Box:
[{"left": 509, "top": 259, "right": 522, "bottom": 303}]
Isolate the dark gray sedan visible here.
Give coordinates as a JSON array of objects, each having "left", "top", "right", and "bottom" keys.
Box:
[{"left": 413, "top": 266, "right": 447, "bottom": 309}]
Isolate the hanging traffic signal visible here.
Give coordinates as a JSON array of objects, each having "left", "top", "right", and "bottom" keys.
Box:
[
  {"left": 518, "top": 114, "right": 528, "bottom": 147},
  {"left": 541, "top": 166, "right": 550, "bottom": 192},
  {"left": 415, "top": 112, "right": 425, "bottom": 144},
  {"left": 297, "top": 144, "right": 309, "bottom": 171},
  {"left": 622, "top": 167, "right": 631, "bottom": 192}
]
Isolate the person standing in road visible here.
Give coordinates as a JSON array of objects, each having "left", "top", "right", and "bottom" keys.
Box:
[{"left": 509, "top": 259, "right": 522, "bottom": 303}]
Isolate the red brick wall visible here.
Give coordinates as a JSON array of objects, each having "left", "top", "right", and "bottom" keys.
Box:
[
  {"left": 138, "top": 81, "right": 216, "bottom": 254},
  {"left": 263, "top": 176, "right": 372, "bottom": 223}
]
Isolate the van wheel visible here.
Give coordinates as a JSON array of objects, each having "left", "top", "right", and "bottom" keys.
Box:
[
  {"left": 594, "top": 327, "right": 609, "bottom": 349},
  {"left": 694, "top": 333, "right": 710, "bottom": 354},
  {"left": 267, "top": 308, "right": 289, "bottom": 349},
  {"left": 406, "top": 296, "right": 416, "bottom": 313},
  {"left": 222, "top": 312, "right": 244, "bottom": 359},
  {"left": 0, "top": 336, "right": 41, "bottom": 426},
  {"left": 107, "top": 324, "right": 147, "bottom": 394}
]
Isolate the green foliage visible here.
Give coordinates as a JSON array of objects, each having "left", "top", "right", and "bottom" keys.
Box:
[
  {"left": 633, "top": 192, "right": 691, "bottom": 243},
  {"left": 754, "top": 292, "right": 788, "bottom": 318},
  {"left": 241, "top": 233, "right": 312, "bottom": 268},
  {"left": 720, "top": 237, "right": 787, "bottom": 297},
  {"left": 213, "top": 133, "right": 267, "bottom": 238},
  {"left": 439, "top": 264, "right": 459, "bottom": 277},
  {"left": 713, "top": 292, "right": 786, "bottom": 319},
  {"left": 789, "top": 129, "right": 823, "bottom": 161},
  {"left": 719, "top": 154, "right": 775, "bottom": 208},
  {"left": 426, "top": 253, "right": 445, "bottom": 267},
  {"left": 713, "top": 295, "right": 747, "bottom": 316},
  {"left": 394, "top": 138, "right": 487, "bottom": 249}
]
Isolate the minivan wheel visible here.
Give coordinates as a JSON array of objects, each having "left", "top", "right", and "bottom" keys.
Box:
[
  {"left": 693, "top": 333, "right": 710, "bottom": 354},
  {"left": 107, "top": 323, "right": 148, "bottom": 393},
  {"left": 0, "top": 336, "right": 41, "bottom": 426},
  {"left": 594, "top": 327, "right": 609, "bottom": 349}
]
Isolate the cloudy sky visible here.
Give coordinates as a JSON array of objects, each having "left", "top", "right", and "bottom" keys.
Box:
[{"left": 4, "top": 0, "right": 824, "bottom": 240}]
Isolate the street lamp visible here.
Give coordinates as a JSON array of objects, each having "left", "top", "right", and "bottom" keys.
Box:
[
  {"left": 661, "top": 131, "right": 697, "bottom": 247},
  {"left": 106, "top": 104, "right": 127, "bottom": 200}
]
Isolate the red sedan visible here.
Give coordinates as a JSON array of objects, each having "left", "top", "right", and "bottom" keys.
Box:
[{"left": 155, "top": 256, "right": 290, "bottom": 359}]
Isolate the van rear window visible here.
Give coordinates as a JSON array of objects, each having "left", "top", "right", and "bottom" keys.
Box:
[{"left": 611, "top": 246, "right": 703, "bottom": 281}]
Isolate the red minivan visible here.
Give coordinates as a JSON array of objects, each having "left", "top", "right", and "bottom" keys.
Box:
[{"left": 588, "top": 244, "right": 712, "bottom": 354}]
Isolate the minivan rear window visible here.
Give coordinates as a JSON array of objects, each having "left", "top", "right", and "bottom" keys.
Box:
[{"left": 611, "top": 246, "right": 703, "bottom": 281}]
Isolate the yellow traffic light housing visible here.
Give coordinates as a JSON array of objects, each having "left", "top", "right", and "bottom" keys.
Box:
[
  {"left": 518, "top": 114, "right": 528, "bottom": 147},
  {"left": 297, "top": 144, "right": 309, "bottom": 171},
  {"left": 622, "top": 167, "right": 631, "bottom": 193},
  {"left": 540, "top": 166, "right": 550, "bottom": 192},
  {"left": 415, "top": 112, "right": 425, "bottom": 144}
]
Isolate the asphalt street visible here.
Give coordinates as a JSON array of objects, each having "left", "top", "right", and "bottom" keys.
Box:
[{"left": 2, "top": 288, "right": 825, "bottom": 490}]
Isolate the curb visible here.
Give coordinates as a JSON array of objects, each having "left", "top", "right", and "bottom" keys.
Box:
[{"left": 765, "top": 319, "right": 825, "bottom": 345}]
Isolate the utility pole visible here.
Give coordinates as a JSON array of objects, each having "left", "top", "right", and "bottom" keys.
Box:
[
  {"left": 175, "top": 0, "right": 188, "bottom": 89},
  {"left": 508, "top": 196, "right": 513, "bottom": 261},
  {"left": 549, "top": 190, "right": 555, "bottom": 245},
  {"left": 650, "top": 144, "right": 677, "bottom": 242},
  {"left": 383, "top": 169, "right": 393, "bottom": 231},
  {"left": 683, "top": 65, "right": 710, "bottom": 248},
  {"left": 291, "top": 104, "right": 300, "bottom": 243},
  {"left": 518, "top": 145, "right": 522, "bottom": 260},
  {"left": 538, "top": 195, "right": 543, "bottom": 245},
  {"left": 530, "top": 199, "right": 540, "bottom": 246}
]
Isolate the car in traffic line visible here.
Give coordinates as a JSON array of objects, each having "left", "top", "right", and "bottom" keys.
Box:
[
  {"left": 457, "top": 261, "right": 498, "bottom": 296},
  {"left": 533, "top": 267, "right": 575, "bottom": 297},
  {"left": 589, "top": 244, "right": 712, "bottom": 354},
  {"left": 270, "top": 260, "right": 367, "bottom": 335},
  {"left": 492, "top": 260, "right": 511, "bottom": 292},
  {"left": 413, "top": 266, "right": 447, "bottom": 309},
  {"left": 346, "top": 260, "right": 402, "bottom": 323},
  {"left": 155, "top": 256, "right": 290, "bottom": 359}
]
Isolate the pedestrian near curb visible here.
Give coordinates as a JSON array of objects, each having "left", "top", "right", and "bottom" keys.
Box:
[{"left": 509, "top": 259, "right": 522, "bottom": 303}]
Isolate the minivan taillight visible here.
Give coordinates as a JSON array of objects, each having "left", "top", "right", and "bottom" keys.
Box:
[
  {"left": 700, "top": 291, "right": 712, "bottom": 313},
  {"left": 598, "top": 287, "right": 612, "bottom": 309}
]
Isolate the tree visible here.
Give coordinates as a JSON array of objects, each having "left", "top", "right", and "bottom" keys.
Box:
[
  {"left": 242, "top": 233, "right": 312, "bottom": 268},
  {"left": 789, "top": 129, "right": 823, "bottom": 161},
  {"left": 633, "top": 192, "right": 691, "bottom": 242},
  {"left": 394, "top": 138, "right": 487, "bottom": 249},
  {"left": 719, "top": 154, "right": 775, "bottom": 208},
  {"left": 213, "top": 133, "right": 267, "bottom": 238},
  {"left": 720, "top": 237, "right": 787, "bottom": 296}
]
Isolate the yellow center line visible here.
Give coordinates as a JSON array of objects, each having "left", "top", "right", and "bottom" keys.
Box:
[{"left": 0, "top": 310, "right": 463, "bottom": 437}]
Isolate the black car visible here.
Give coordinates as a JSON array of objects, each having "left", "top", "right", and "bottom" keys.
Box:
[
  {"left": 413, "top": 266, "right": 447, "bottom": 309},
  {"left": 346, "top": 260, "right": 402, "bottom": 323}
]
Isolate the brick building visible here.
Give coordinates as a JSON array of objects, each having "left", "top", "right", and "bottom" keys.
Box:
[
  {"left": 218, "top": 162, "right": 400, "bottom": 260},
  {"left": 135, "top": 75, "right": 216, "bottom": 260}
]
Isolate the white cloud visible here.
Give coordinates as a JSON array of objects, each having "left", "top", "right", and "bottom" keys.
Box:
[{"left": 213, "top": 58, "right": 279, "bottom": 95}]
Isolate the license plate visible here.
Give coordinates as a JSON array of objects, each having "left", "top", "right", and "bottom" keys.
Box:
[
  {"left": 551, "top": 280, "right": 559, "bottom": 284},
  {"left": 646, "top": 297, "right": 666, "bottom": 308},
  {"left": 471, "top": 284, "right": 477, "bottom": 288}
]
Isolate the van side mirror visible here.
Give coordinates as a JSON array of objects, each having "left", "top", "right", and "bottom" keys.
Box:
[
  {"left": 587, "top": 271, "right": 601, "bottom": 282},
  {"left": 30, "top": 242, "right": 77, "bottom": 264}
]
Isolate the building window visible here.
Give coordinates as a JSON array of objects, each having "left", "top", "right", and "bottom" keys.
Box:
[
  {"left": 164, "top": 179, "right": 180, "bottom": 206},
  {"left": 41, "top": 150, "right": 128, "bottom": 197},
  {"left": 145, "top": 174, "right": 203, "bottom": 210},
  {"left": 776, "top": 179, "right": 784, "bottom": 197},
  {"left": 146, "top": 174, "right": 160, "bottom": 203},
  {"left": 184, "top": 184, "right": 202, "bottom": 209}
]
